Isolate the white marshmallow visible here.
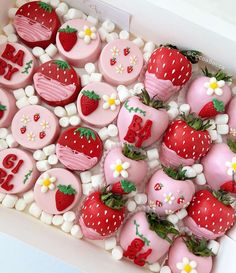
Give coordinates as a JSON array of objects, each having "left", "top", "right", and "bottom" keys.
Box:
[
  {"left": 64, "top": 9, "right": 83, "bottom": 21},
  {"left": 36, "top": 160, "right": 51, "bottom": 172},
  {"left": 98, "top": 127, "right": 109, "bottom": 141},
  {"left": 179, "top": 103, "right": 190, "bottom": 115},
  {"left": 208, "top": 119, "right": 216, "bottom": 130},
  {"left": 7, "top": 34, "right": 18, "bottom": 43},
  {"left": 90, "top": 72, "right": 103, "bottom": 83},
  {"left": 147, "top": 148, "right": 159, "bottom": 161},
  {"left": 13, "top": 88, "right": 26, "bottom": 100},
  {"left": 33, "top": 150, "right": 47, "bottom": 161},
  {"left": 23, "top": 190, "right": 34, "bottom": 204},
  {"left": 16, "top": 96, "right": 30, "bottom": 108},
  {"left": 0, "top": 128, "right": 9, "bottom": 139},
  {"left": 143, "top": 51, "right": 152, "bottom": 62},
  {"left": 25, "top": 85, "right": 35, "bottom": 97},
  {"left": 45, "top": 43, "right": 58, "bottom": 58},
  {"left": 160, "top": 266, "right": 171, "bottom": 273},
  {"left": 52, "top": 215, "right": 64, "bottom": 226},
  {"left": 149, "top": 262, "right": 161, "bottom": 272},
  {"left": 61, "top": 221, "right": 73, "bottom": 233},
  {"left": 134, "top": 193, "right": 147, "bottom": 205},
  {"left": 81, "top": 74, "right": 91, "bottom": 86},
  {"left": 119, "top": 30, "right": 130, "bottom": 40},
  {"left": 127, "top": 200, "right": 137, "bottom": 212},
  {"left": 208, "top": 129, "right": 218, "bottom": 141},
  {"left": 54, "top": 106, "right": 67, "bottom": 117},
  {"left": 104, "top": 237, "right": 117, "bottom": 251},
  {"left": 85, "top": 63, "right": 96, "bottom": 74},
  {"left": 192, "top": 164, "right": 203, "bottom": 174},
  {"left": 63, "top": 211, "right": 76, "bottom": 222},
  {"left": 56, "top": 2, "right": 69, "bottom": 16},
  {"left": 167, "top": 214, "right": 179, "bottom": 225},
  {"left": 32, "top": 47, "right": 45, "bottom": 58},
  {"left": 6, "top": 134, "right": 18, "bottom": 148},
  {"left": 132, "top": 37, "right": 144, "bottom": 48},
  {"left": 207, "top": 240, "right": 220, "bottom": 255},
  {"left": 217, "top": 124, "right": 229, "bottom": 135},
  {"left": 82, "top": 183, "right": 93, "bottom": 196},
  {"left": 97, "top": 27, "right": 108, "bottom": 42},
  {"left": 15, "top": 198, "right": 27, "bottom": 211},
  {"left": 143, "top": 41, "right": 155, "bottom": 53},
  {"left": 195, "top": 173, "right": 206, "bottom": 185},
  {"left": 3, "top": 23, "right": 15, "bottom": 35},
  {"left": 50, "top": 0, "right": 60, "bottom": 9},
  {"left": 148, "top": 159, "right": 160, "bottom": 169},
  {"left": 133, "top": 83, "right": 144, "bottom": 94},
  {"left": 29, "top": 202, "right": 42, "bottom": 218},
  {"left": 127, "top": 189, "right": 137, "bottom": 198},
  {"left": 232, "top": 86, "right": 236, "bottom": 95},
  {"left": 215, "top": 114, "right": 229, "bottom": 125},
  {"left": 176, "top": 208, "right": 188, "bottom": 220},
  {"left": 28, "top": 95, "right": 38, "bottom": 105},
  {"left": 167, "top": 108, "right": 179, "bottom": 120},
  {"left": 69, "top": 115, "right": 81, "bottom": 126},
  {"left": 111, "top": 246, "right": 123, "bottom": 260},
  {"left": 40, "top": 211, "right": 53, "bottom": 225},
  {"left": 102, "top": 20, "right": 115, "bottom": 33},
  {"left": 0, "top": 193, "right": 6, "bottom": 202},
  {"left": 107, "top": 124, "right": 118, "bottom": 137},
  {"left": 91, "top": 174, "right": 104, "bottom": 188},
  {"left": 87, "top": 15, "right": 98, "bottom": 26},
  {"left": 215, "top": 133, "right": 223, "bottom": 143},
  {"left": 16, "top": 0, "right": 27, "bottom": 7},
  {"left": 71, "top": 225, "right": 83, "bottom": 238},
  {"left": 168, "top": 101, "right": 178, "bottom": 109},
  {"left": 106, "top": 32, "right": 119, "bottom": 43},
  {"left": 117, "top": 85, "right": 131, "bottom": 102},
  {"left": 43, "top": 144, "right": 56, "bottom": 156},
  {"left": 182, "top": 166, "right": 197, "bottom": 178},
  {"left": 59, "top": 116, "right": 70, "bottom": 128},
  {"left": 65, "top": 103, "right": 77, "bottom": 116},
  {"left": 2, "top": 195, "right": 18, "bottom": 208},
  {"left": 104, "top": 139, "right": 117, "bottom": 150},
  {"left": 0, "top": 139, "right": 8, "bottom": 150},
  {"left": 48, "top": 154, "right": 58, "bottom": 165},
  {"left": 39, "top": 53, "right": 52, "bottom": 63},
  {"left": 80, "top": 171, "right": 92, "bottom": 184},
  {"left": 8, "top": 8, "right": 18, "bottom": 19}
]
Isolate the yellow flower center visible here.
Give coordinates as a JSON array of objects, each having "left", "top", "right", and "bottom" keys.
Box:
[
  {"left": 115, "top": 164, "right": 123, "bottom": 172},
  {"left": 85, "top": 28, "right": 92, "bottom": 36},
  {"left": 43, "top": 178, "right": 51, "bottom": 187},
  {"left": 210, "top": 82, "right": 218, "bottom": 90},
  {"left": 166, "top": 196, "right": 171, "bottom": 202},
  {"left": 232, "top": 162, "right": 236, "bottom": 171},
  {"left": 184, "top": 264, "right": 192, "bottom": 273},
  {"left": 108, "top": 98, "right": 115, "bottom": 105}
]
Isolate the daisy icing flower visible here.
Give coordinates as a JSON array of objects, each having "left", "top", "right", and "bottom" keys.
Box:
[
  {"left": 115, "top": 64, "right": 124, "bottom": 74},
  {"left": 130, "top": 55, "right": 137, "bottom": 65},
  {"left": 225, "top": 157, "right": 236, "bottom": 176},
  {"left": 37, "top": 172, "right": 56, "bottom": 193},
  {"left": 40, "top": 120, "right": 50, "bottom": 130},
  {"left": 79, "top": 25, "right": 97, "bottom": 44},
  {"left": 21, "top": 115, "right": 30, "bottom": 125},
  {"left": 163, "top": 192, "right": 175, "bottom": 205},
  {"left": 27, "top": 132, "right": 35, "bottom": 142},
  {"left": 110, "top": 46, "right": 120, "bottom": 57},
  {"left": 110, "top": 159, "right": 130, "bottom": 178},
  {"left": 204, "top": 77, "right": 225, "bottom": 96},
  {"left": 102, "top": 93, "right": 120, "bottom": 111},
  {"left": 176, "top": 257, "right": 198, "bottom": 273}
]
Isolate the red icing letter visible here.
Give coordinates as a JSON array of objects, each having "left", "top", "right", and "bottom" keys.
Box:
[
  {"left": 4, "top": 64, "right": 18, "bottom": 81},
  {"left": 0, "top": 168, "right": 7, "bottom": 185},
  {"left": 1, "top": 174, "right": 14, "bottom": 191},
  {"left": 136, "top": 120, "right": 153, "bottom": 148},
  {"left": 11, "top": 160, "right": 24, "bottom": 174},
  {"left": 1, "top": 44, "right": 15, "bottom": 62},
  {"left": 128, "top": 115, "right": 142, "bottom": 131},
  {"left": 3, "top": 154, "right": 17, "bottom": 169},
  {"left": 11, "top": 50, "right": 25, "bottom": 66},
  {"left": 124, "top": 238, "right": 144, "bottom": 260},
  {"left": 0, "top": 58, "right": 7, "bottom": 75},
  {"left": 134, "top": 248, "right": 152, "bottom": 267}
]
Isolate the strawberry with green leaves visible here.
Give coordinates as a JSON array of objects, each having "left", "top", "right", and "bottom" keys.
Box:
[
  {"left": 80, "top": 90, "right": 101, "bottom": 116},
  {"left": 111, "top": 180, "right": 136, "bottom": 195},
  {"left": 58, "top": 25, "right": 78, "bottom": 52},
  {"left": 55, "top": 184, "right": 77, "bottom": 212}
]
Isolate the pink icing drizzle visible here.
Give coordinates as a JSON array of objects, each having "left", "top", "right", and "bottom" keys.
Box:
[
  {"left": 34, "top": 73, "right": 76, "bottom": 102},
  {"left": 14, "top": 15, "right": 52, "bottom": 42},
  {"left": 56, "top": 144, "right": 97, "bottom": 171}
]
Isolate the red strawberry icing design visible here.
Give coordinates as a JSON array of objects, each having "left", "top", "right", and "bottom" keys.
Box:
[
  {"left": 34, "top": 60, "right": 81, "bottom": 106},
  {"left": 80, "top": 90, "right": 100, "bottom": 116},
  {"left": 58, "top": 25, "right": 78, "bottom": 52},
  {"left": 14, "top": 1, "right": 61, "bottom": 48},
  {"left": 55, "top": 184, "right": 76, "bottom": 212},
  {"left": 56, "top": 127, "right": 103, "bottom": 171}
]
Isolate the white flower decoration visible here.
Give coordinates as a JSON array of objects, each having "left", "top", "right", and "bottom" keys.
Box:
[
  {"left": 110, "top": 159, "right": 130, "bottom": 178},
  {"left": 102, "top": 93, "right": 120, "bottom": 111},
  {"left": 78, "top": 25, "right": 97, "bottom": 44},
  {"left": 225, "top": 157, "right": 236, "bottom": 176},
  {"left": 27, "top": 132, "right": 35, "bottom": 142},
  {"left": 204, "top": 77, "right": 225, "bottom": 96},
  {"left": 163, "top": 192, "right": 175, "bottom": 205},
  {"left": 40, "top": 120, "right": 50, "bottom": 130},
  {"left": 21, "top": 115, "right": 30, "bottom": 125},
  {"left": 176, "top": 257, "right": 198, "bottom": 273},
  {"left": 110, "top": 46, "right": 120, "bottom": 57},
  {"left": 115, "top": 64, "right": 124, "bottom": 74},
  {"left": 37, "top": 172, "right": 56, "bottom": 193},
  {"left": 130, "top": 56, "right": 137, "bottom": 65}
]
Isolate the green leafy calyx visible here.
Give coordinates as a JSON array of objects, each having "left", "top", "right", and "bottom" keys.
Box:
[
  {"left": 58, "top": 25, "right": 78, "bottom": 33},
  {"left": 227, "top": 139, "right": 236, "bottom": 153},
  {"left": 38, "top": 1, "right": 53, "bottom": 12},
  {"left": 184, "top": 236, "right": 214, "bottom": 257},
  {"left": 202, "top": 67, "right": 232, "bottom": 82},
  {"left": 101, "top": 186, "right": 126, "bottom": 210},
  {"left": 212, "top": 190, "right": 232, "bottom": 206},
  {"left": 122, "top": 143, "right": 147, "bottom": 161},
  {"left": 163, "top": 165, "right": 195, "bottom": 180},
  {"left": 138, "top": 89, "right": 168, "bottom": 110},
  {"left": 181, "top": 113, "right": 211, "bottom": 131},
  {"left": 120, "top": 179, "right": 136, "bottom": 193},
  {"left": 82, "top": 90, "right": 100, "bottom": 100},
  {"left": 53, "top": 60, "right": 71, "bottom": 70},
  {"left": 57, "top": 184, "right": 76, "bottom": 195},
  {"left": 212, "top": 99, "right": 225, "bottom": 112},
  {"left": 74, "top": 127, "right": 96, "bottom": 141},
  {"left": 0, "top": 104, "right": 6, "bottom": 111}
]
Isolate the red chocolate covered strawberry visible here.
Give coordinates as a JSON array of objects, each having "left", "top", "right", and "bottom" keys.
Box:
[
  {"left": 55, "top": 184, "right": 77, "bottom": 212},
  {"left": 80, "top": 90, "right": 101, "bottom": 116},
  {"left": 58, "top": 25, "right": 78, "bottom": 52},
  {"left": 14, "top": 1, "right": 61, "bottom": 48},
  {"left": 56, "top": 127, "right": 103, "bottom": 171},
  {"left": 160, "top": 113, "right": 212, "bottom": 167},
  {"left": 34, "top": 60, "right": 81, "bottom": 106}
]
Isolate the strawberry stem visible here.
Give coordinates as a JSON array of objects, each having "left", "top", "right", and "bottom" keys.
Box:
[
  {"left": 212, "top": 98, "right": 225, "bottom": 112},
  {"left": 57, "top": 184, "right": 77, "bottom": 195},
  {"left": 74, "top": 127, "right": 96, "bottom": 141},
  {"left": 162, "top": 165, "right": 196, "bottom": 180},
  {"left": 120, "top": 179, "right": 136, "bottom": 193},
  {"left": 122, "top": 143, "right": 147, "bottom": 161},
  {"left": 184, "top": 236, "right": 214, "bottom": 257},
  {"left": 202, "top": 67, "right": 232, "bottom": 82},
  {"left": 212, "top": 190, "right": 233, "bottom": 205},
  {"left": 181, "top": 113, "right": 211, "bottom": 131},
  {"left": 101, "top": 187, "right": 126, "bottom": 210},
  {"left": 53, "top": 60, "right": 71, "bottom": 70},
  {"left": 58, "top": 25, "right": 77, "bottom": 33},
  {"left": 138, "top": 89, "right": 168, "bottom": 110},
  {"left": 82, "top": 90, "right": 100, "bottom": 100},
  {"left": 227, "top": 139, "right": 236, "bottom": 153},
  {"left": 38, "top": 1, "right": 53, "bottom": 13}
]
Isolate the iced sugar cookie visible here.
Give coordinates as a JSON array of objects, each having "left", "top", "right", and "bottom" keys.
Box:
[
  {"left": 11, "top": 105, "right": 59, "bottom": 150},
  {"left": 0, "top": 88, "right": 17, "bottom": 128},
  {"left": 56, "top": 127, "right": 103, "bottom": 171},
  {"left": 0, "top": 43, "right": 35, "bottom": 89},
  {"left": 56, "top": 19, "right": 101, "bottom": 67},
  {"left": 77, "top": 82, "right": 120, "bottom": 127},
  {"left": 34, "top": 60, "right": 81, "bottom": 106},
  {"left": 98, "top": 39, "right": 143, "bottom": 85},
  {"left": 0, "top": 148, "right": 38, "bottom": 194},
  {"left": 14, "top": 1, "right": 61, "bottom": 49},
  {"left": 34, "top": 168, "right": 81, "bottom": 214}
]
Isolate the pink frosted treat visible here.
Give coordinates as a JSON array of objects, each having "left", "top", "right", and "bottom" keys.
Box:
[
  {"left": 56, "top": 19, "right": 101, "bottom": 67},
  {"left": 34, "top": 168, "right": 81, "bottom": 214},
  {"left": 77, "top": 82, "right": 120, "bottom": 127},
  {"left": 117, "top": 90, "right": 169, "bottom": 148},
  {"left": 119, "top": 211, "right": 179, "bottom": 266},
  {"left": 103, "top": 144, "right": 148, "bottom": 188},
  {"left": 227, "top": 97, "right": 236, "bottom": 139},
  {"left": 0, "top": 148, "right": 39, "bottom": 194},
  {"left": 0, "top": 43, "right": 35, "bottom": 89},
  {"left": 98, "top": 39, "right": 143, "bottom": 85},
  {"left": 146, "top": 167, "right": 195, "bottom": 216},
  {"left": 0, "top": 88, "right": 17, "bottom": 128},
  {"left": 168, "top": 237, "right": 213, "bottom": 273},
  {"left": 186, "top": 68, "right": 232, "bottom": 118},
  {"left": 201, "top": 142, "right": 236, "bottom": 193},
  {"left": 11, "top": 105, "right": 59, "bottom": 150}
]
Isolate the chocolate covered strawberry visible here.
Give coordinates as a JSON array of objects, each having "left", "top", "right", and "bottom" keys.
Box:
[
  {"left": 168, "top": 236, "right": 213, "bottom": 273},
  {"left": 0, "top": 103, "right": 6, "bottom": 119},
  {"left": 146, "top": 166, "right": 195, "bottom": 216},
  {"left": 119, "top": 211, "right": 179, "bottom": 265},
  {"left": 227, "top": 97, "right": 236, "bottom": 139},
  {"left": 103, "top": 144, "right": 148, "bottom": 189},
  {"left": 160, "top": 113, "right": 212, "bottom": 167},
  {"left": 145, "top": 45, "right": 200, "bottom": 101},
  {"left": 56, "top": 126, "right": 103, "bottom": 171},
  {"left": 55, "top": 184, "right": 76, "bottom": 211},
  {"left": 80, "top": 90, "right": 101, "bottom": 116},
  {"left": 14, "top": 1, "right": 61, "bottom": 48},
  {"left": 58, "top": 25, "right": 78, "bottom": 52},
  {"left": 187, "top": 67, "right": 232, "bottom": 118},
  {"left": 184, "top": 189, "right": 235, "bottom": 239},
  {"left": 34, "top": 60, "right": 81, "bottom": 106},
  {"left": 117, "top": 89, "right": 169, "bottom": 148}
]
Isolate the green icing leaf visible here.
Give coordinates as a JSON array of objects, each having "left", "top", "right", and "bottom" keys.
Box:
[
  {"left": 21, "top": 60, "right": 33, "bottom": 74},
  {"left": 58, "top": 25, "right": 77, "bottom": 33},
  {"left": 124, "top": 100, "right": 146, "bottom": 116},
  {"left": 212, "top": 98, "right": 225, "bottom": 112},
  {"left": 53, "top": 60, "right": 71, "bottom": 70},
  {"left": 134, "top": 220, "right": 151, "bottom": 246},
  {"left": 38, "top": 1, "right": 53, "bottom": 12},
  {"left": 23, "top": 169, "right": 32, "bottom": 184},
  {"left": 57, "top": 184, "right": 76, "bottom": 195},
  {"left": 82, "top": 90, "right": 101, "bottom": 100},
  {"left": 74, "top": 127, "right": 96, "bottom": 141},
  {"left": 0, "top": 104, "right": 7, "bottom": 111},
  {"left": 120, "top": 180, "right": 136, "bottom": 193}
]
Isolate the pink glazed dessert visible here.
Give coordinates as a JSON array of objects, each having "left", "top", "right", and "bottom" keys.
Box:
[{"left": 0, "top": 88, "right": 17, "bottom": 128}]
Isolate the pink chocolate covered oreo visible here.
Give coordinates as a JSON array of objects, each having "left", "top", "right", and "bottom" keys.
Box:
[
  {"left": 0, "top": 43, "right": 35, "bottom": 89},
  {"left": 34, "top": 168, "right": 81, "bottom": 214},
  {"left": 56, "top": 19, "right": 101, "bottom": 67},
  {"left": 11, "top": 105, "right": 59, "bottom": 150},
  {"left": 99, "top": 39, "right": 143, "bottom": 85},
  {"left": 77, "top": 82, "right": 120, "bottom": 127},
  {"left": 0, "top": 148, "right": 38, "bottom": 194},
  {"left": 0, "top": 88, "right": 17, "bottom": 128}
]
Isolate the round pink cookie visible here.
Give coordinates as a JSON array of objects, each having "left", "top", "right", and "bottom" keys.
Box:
[
  {"left": 34, "top": 168, "right": 81, "bottom": 214},
  {"left": 56, "top": 19, "right": 101, "bottom": 67},
  {"left": 227, "top": 97, "right": 236, "bottom": 139},
  {"left": 0, "top": 43, "right": 35, "bottom": 89},
  {"left": 11, "top": 105, "right": 59, "bottom": 150},
  {"left": 98, "top": 39, "right": 143, "bottom": 85},
  {"left": 0, "top": 88, "right": 17, "bottom": 128},
  {"left": 0, "top": 148, "right": 39, "bottom": 194},
  {"left": 77, "top": 82, "right": 120, "bottom": 127}
]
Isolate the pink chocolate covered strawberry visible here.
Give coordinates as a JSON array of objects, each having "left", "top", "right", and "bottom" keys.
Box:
[
  {"left": 34, "top": 60, "right": 81, "bottom": 106},
  {"left": 184, "top": 189, "right": 235, "bottom": 239},
  {"left": 227, "top": 97, "right": 236, "bottom": 139},
  {"left": 14, "top": 1, "right": 61, "bottom": 48},
  {"left": 117, "top": 89, "right": 169, "bottom": 148},
  {"left": 160, "top": 113, "right": 212, "bottom": 167},
  {"left": 186, "top": 67, "right": 232, "bottom": 118},
  {"left": 103, "top": 144, "right": 148, "bottom": 188},
  {"left": 168, "top": 236, "right": 213, "bottom": 273},
  {"left": 119, "top": 211, "right": 179, "bottom": 266},
  {"left": 145, "top": 45, "right": 200, "bottom": 101},
  {"left": 146, "top": 166, "right": 195, "bottom": 216}
]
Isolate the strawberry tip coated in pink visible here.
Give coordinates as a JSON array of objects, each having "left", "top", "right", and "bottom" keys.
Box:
[
  {"left": 0, "top": 88, "right": 17, "bottom": 128},
  {"left": 227, "top": 96, "right": 236, "bottom": 139}
]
